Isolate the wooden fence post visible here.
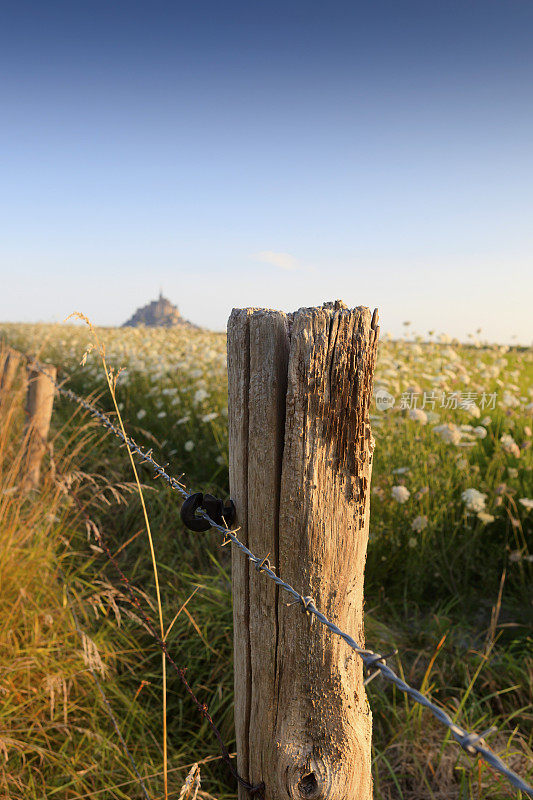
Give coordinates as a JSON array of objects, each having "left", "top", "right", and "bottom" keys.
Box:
[
  {"left": 23, "top": 364, "right": 56, "bottom": 490},
  {"left": 228, "top": 301, "right": 379, "bottom": 800},
  {"left": 1, "top": 348, "right": 22, "bottom": 397}
]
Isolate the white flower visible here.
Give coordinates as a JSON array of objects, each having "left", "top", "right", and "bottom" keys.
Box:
[
  {"left": 216, "top": 454, "right": 225, "bottom": 466},
  {"left": 391, "top": 486, "right": 410, "bottom": 503},
  {"left": 434, "top": 423, "right": 462, "bottom": 445},
  {"left": 463, "top": 403, "right": 481, "bottom": 418},
  {"left": 201, "top": 412, "right": 219, "bottom": 423},
  {"left": 411, "top": 515, "right": 428, "bottom": 532},
  {"left": 176, "top": 415, "right": 190, "bottom": 425},
  {"left": 157, "top": 411, "right": 167, "bottom": 418},
  {"left": 462, "top": 488, "right": 487, "bottom": 513},
  {"left": 481, "top": 416, "right": 492, "bottom": 426},
  {"left": 443, "top": 347, "right": 459, "bottom": 360},
  {"left": 507, "top": 467, "right": 518, "bottom": 479},
  {"left": 477, "top": 512, "right": 495, "bottom": 524},
  {"left": 408, "top": 408, "right": 428, "bottom": 425},
  {"left": 473, "top": 426, "right": 487, "bottom": 439},
  {"left": 137, "top": 409, "right": 147, "bottom": 420},
  {"left": 193, "top": 389, "right": 208, "bottom": 404},
  {"left": 426, "top": 411, "right": 440, "bottom": 424},
  {"left": 519, "top": 498, "right": 533, "bottom": 511},
  {"left": 500, "top": 434, "right": 520, "bottom": 458},
  {"left": 501, "top": 391, "right": 520, "bottom": 408},
  {"left": 392, "top": 466, "right": 410, "bottom": 475},
  {"left": 408, "top": 537, "right": 417, "bottom": 548},
  {"left": 184, "top": 440, "right": 195, "bottom": 452}
]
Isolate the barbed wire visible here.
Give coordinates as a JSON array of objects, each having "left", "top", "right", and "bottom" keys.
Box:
[
  {"left": 5, "top": 348, "right": 263, "bottom": 796},
  {"left": 28, "top": 359, "right": 533, "bottom": 797}
]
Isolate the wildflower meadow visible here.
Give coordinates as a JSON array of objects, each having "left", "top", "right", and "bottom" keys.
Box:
[{"left": 0, "top": 320, "right": 531, "bottom": 799}]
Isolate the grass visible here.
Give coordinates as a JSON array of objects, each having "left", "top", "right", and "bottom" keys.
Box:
[{"left": 0, "top": 325, "right": 531, "bottom": 799}]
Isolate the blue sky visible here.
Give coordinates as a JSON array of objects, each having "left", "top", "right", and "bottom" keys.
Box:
[{"left": 1, "top": 0, "right": 532, "bottom": 341}]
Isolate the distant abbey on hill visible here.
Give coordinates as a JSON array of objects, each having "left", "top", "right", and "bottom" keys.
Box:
[{"left": 122, "top": 292, "right": 197, "bottom": 329}]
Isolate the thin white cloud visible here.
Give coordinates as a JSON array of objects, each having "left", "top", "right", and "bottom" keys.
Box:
[{"left": 253, "top": 251, "right": 300, "bottom": 271}]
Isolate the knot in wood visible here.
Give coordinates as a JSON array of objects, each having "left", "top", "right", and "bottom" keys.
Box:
[
  {"left": 297, "top": 771, "right": 321, "bottom": 798},
  {"left": 286, "top": 757, "right": 333, "bottom": 800}
]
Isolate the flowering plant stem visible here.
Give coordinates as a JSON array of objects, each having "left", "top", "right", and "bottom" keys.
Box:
[{"left": 71, "top": 313, "right": 168, "bottom": 800}]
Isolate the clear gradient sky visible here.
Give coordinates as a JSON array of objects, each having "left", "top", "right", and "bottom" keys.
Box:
[{"left": 1, "top": 0, "right": 532, "bottom": 342}]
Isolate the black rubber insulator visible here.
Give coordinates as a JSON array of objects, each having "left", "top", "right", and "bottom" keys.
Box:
[
  {"left": 181, "top": 493, "right": 237, "bottom": 532},
  {"left": 180, "top": 492, "right": 211, "bottom": 532}
]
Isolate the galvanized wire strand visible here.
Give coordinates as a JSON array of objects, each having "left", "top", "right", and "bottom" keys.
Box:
[
  {"left": 37, "top": 364, "right": 533, "bottom": 797},
  {"left": 60, "top": 576, "right": 152, "bottom": 800}
]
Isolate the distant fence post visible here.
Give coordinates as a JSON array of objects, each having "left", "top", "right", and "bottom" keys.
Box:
[
  {"left": 23, "top": 364, "right": 56, "bottom": 490},
  {"left": 1, "top": 347, "right": 22, "bottom": 397},
  {"left": 228, "top": 301, "right": 379, "bottom": 799}
]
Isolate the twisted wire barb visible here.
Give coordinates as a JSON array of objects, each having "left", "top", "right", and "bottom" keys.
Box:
[{"left": 35, "top": 363, "right": 533, "bottom": 797}]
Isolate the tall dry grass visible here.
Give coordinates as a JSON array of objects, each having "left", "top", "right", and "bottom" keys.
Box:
[
  {"left": 0, "top": 346, "right": 229, "bottom": 799},
  {"left": 0, "top": 350, "right": 155, "bottom": 798}
]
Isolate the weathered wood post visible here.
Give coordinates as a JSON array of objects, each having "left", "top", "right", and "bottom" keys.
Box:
[
  {"left": 0, "top": 345, "right": 7, "bottom": 382},
  {"left": 228, "top": 301, "right": 379, "bottom": 800},
  {"left": 23, "top": 364, "right": 56, "bottom": 490},
  {"left": 0, "top": 348, "right": 22, "bottom": 397}
]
